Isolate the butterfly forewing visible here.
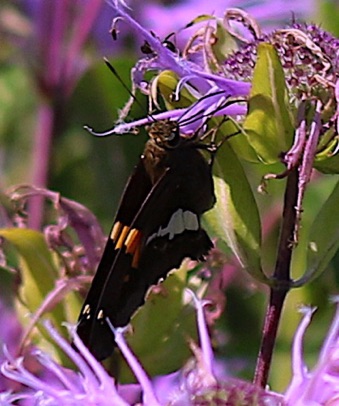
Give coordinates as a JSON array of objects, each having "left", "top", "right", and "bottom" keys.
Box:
[{"left": 77, "top": 122, "right": 215, "bottom": 360}]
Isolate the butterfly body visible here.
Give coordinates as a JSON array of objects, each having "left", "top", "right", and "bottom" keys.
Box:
[{"left": 77, "top": 119, "right": 215, "bottom": 360}]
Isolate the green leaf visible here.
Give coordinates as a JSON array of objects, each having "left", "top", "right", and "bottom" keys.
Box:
[
  {"left": 212, "top": 19, "right": 238, "bottom": 62},
  {"left": 0, "top": 228, "right": 73, "bottom": 365},
  {"left": 227, "top": 126, "right": 263, "bottom": 163},
  {"left": 203, "top": 142, "right": 266, "bottom": 282},
  {"left": 0, "top": 265, "right": 17, "bottom": 305},
  {"left": 315, "top": 154, "right": 339, "bottom": 174},
  {"left": 119, "top": 265, "right": 196, "bottom": 381},
  {"left": 0, "top": 228, "right": 58, "bottom": 308},
  {"left": 295, "top": 180, "right": 339, "bottom": 286},
  {"left": 243, "top": 43, "right": 294, "bottom": 164},
  {"left": 314, "top": 135, "right": 339, "bottom": 174}
]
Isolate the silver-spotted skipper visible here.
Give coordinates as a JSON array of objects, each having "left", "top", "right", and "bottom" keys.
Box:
[{"left": 77, "top": 79, "right": 221, "bottom": 361}]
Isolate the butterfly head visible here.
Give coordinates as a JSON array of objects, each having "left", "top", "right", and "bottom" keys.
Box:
[{"left": 147, "top": 119, "right": 182, "bottom": 149}]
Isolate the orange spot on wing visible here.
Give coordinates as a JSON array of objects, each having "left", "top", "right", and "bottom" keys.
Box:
[
  {"left": 125, "top": 229, "right": 141, "bottom": 253},
  {"left": 126, "top": 228, "right": 143, "bottom": 269},
  {"left": 110, "top": 221, "right": 122, "bottom": 242},
  {"left": 110, "top": 222, "right": 142, "bottom": 267},
  {"left": 116, "top": 225, "right": 130, "bottom": 249},
  {"left": 131, "top": 242, "right": 141, "bottom": 269}
]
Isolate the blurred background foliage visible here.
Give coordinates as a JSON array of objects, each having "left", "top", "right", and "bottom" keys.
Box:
[{"left": 0, "top": 0, "right": 339, "bottom": 393}]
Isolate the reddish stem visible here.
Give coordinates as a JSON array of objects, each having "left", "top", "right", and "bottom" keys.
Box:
[
  {"left": 254, "top": 167, "right": 299, "bottom": 387},
  {"left": 27, "top": 101, "right": 55, "bottom": 229}
]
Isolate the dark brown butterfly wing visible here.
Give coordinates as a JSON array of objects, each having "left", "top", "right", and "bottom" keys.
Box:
[{"left": 77, "top": 146, "right": 215, "bottom": 360}]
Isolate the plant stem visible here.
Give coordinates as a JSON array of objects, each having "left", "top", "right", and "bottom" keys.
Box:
[
  {"left": 27, "top": 100, "right": 55, "bottom": 230},
  {"left": 254, "top": 166, "right": 299, "bottom": 387}
]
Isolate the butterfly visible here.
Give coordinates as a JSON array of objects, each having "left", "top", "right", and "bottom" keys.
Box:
[{"left": 75, "top": 62, "right": 234, "bottom": 360}]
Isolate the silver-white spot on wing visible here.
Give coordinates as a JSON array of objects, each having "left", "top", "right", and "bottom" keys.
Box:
[
  {"left": 97, "top": 309, "right": 104, "bottom": 321},
  {"left": 183, "top": 210, "right": 199, "bottom": 231},
  {"left": 167, "top": 208, "right": 185, "bottom": 239},
  {"left": 82, "top": 304, "right": 91, "bottom": 320},
  {"left": 146, "top": 209, "right": 199, "bottom": 245}
]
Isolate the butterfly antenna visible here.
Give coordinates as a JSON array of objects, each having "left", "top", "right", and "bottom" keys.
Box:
[{"left": 103, "top": 58, "right": 155, "bottom": 123}]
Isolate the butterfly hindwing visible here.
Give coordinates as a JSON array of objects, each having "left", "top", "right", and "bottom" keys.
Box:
[
  {"left": 77, "top": 133, "right": 216, "bottom": 360},
  {"left": 102, "top": 147, "right": 215, "bottom": 321}
]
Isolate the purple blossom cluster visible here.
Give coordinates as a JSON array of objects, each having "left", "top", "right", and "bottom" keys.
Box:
[{"left": 1, "top": 292, "right": 339, "bottom": 405}]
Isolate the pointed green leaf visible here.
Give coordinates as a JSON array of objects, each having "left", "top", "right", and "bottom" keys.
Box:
[
  {"left": 227, "top": 126, "right": 262, "bottom": 163},
  {"left": 243, "top": 43, "right": 294, "bottom": 164},
  {"left": 212, "top": 20, "right": 238, "bottom": 62},
  {"left": 0, "top": 228, "right": 74, "bottom": 365},
  {"left": 203, "top": 143, "right": 266, "bottom": 282},
  {"left": 295, "top": 180, "right": 339, "bottom": 286},
  {"left": 0, "top": 228, "right": 58, "bottom": 309}
]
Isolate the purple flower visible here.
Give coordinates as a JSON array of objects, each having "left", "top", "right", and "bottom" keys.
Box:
[
  {"left": 85, "top": 1, "right": 250, "bottom": 138},
  {"left": 1, "top": 321, "right": 133, "bottom": 405},
  {"left": 0, "top": 299, "right": 22, "bottom": 394},
  {"left": 285, "top": 300, "right": 339, "bottom": 405},
  {"left": 86, "top": 88, "right": 248, "bottom": 138},
  {"left": 2, "top": 294, "right": 339, "bottom": 405},
  {"left": 0, "top": 292, "right": 284, "bottom": 405}
]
